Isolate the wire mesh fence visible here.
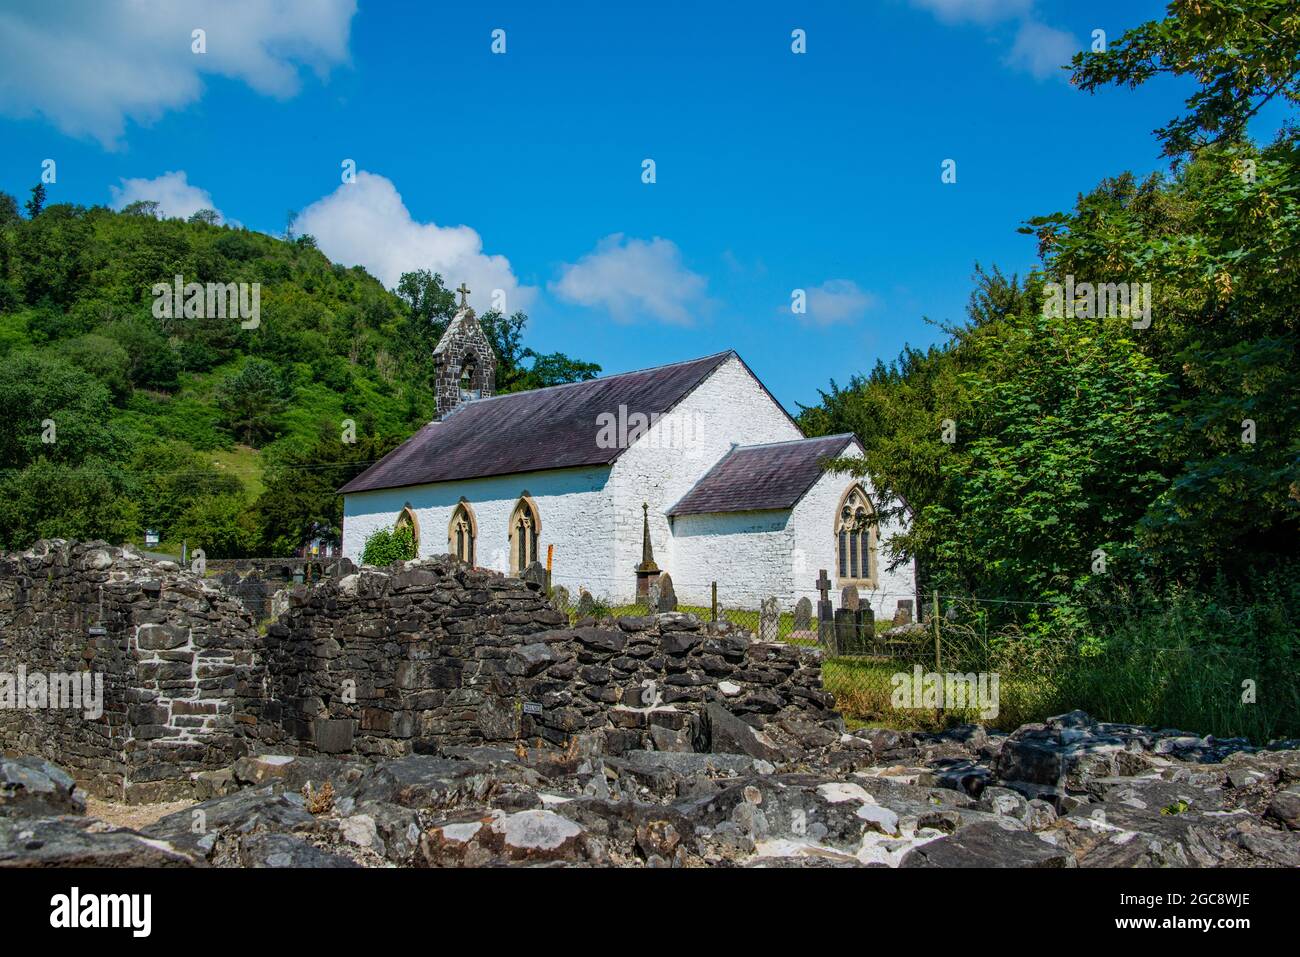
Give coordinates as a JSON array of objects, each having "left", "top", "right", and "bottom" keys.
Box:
[{"left": 543, "top": 578, "right": 1298, "bottom": 740}]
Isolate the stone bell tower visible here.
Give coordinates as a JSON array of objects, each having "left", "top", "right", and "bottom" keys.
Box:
[{"left": 433, "top": 282, "right": 497, "bottom": 419}]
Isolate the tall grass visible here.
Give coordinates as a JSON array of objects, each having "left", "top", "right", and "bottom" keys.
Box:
[
  {"left": 821, "top": 584, "right": 1299, "bottom": 742},
  {"left": 1049, "top": 591, "right": 1298, "bottom": 741}
]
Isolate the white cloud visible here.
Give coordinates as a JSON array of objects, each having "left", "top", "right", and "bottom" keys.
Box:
[
  {"left": 0, "top": 0, "right": 355, "bottom": 148},
  {"left": 296, "top": 172, "right": 531, "bottom": 311},
  {"left": 1005, "top": 20, "right": 1077, "bottom": 80},
  {"left": 798, "top": 279, "right": 876, "bottom": 326},
  {"left": 109, "top": 171, "right": 221, "bottom": 221},
  {"left": 909, "top": 0, "right": 1033, "bottom": 24},
  {"left": 550, "top": 234, "right": 708, "bottom": 326}
]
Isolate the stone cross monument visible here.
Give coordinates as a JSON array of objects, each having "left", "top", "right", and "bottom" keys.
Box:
[
  {"left": 635, "top": 502, "right": 660, "bottom": 599},
  {"left": 815, "top": 569, "right": 835, "bottom": 651}
]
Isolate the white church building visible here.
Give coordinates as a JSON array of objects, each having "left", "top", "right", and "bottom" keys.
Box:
[{"left": 339, "top": 300, "right": 917, "bottom": 619}]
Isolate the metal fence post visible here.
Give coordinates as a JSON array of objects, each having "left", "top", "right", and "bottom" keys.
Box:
[
  {"left": 711, "top": 582, "right": 718, "bottom": 627},
  {"left": 932, "top": 589, "right": 942, "bottom": 672},
  {"left": 933, "top": 589, "right": 943, "bottom": 724}
]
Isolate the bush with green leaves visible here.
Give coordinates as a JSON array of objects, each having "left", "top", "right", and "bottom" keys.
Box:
[{"left": 361, "top": 524, "right": 416, "bottom": 566}]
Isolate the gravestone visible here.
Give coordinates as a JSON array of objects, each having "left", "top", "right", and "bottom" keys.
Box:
[
  {"left": 520, "top": 560, "right": 549, "bottom": 591},
  {"left": 834, "top": 586, "right": 874, "bottom": 655},
  {"left": 759, "top": 597, "right": 780, "bottom": 642},
  {"left": 575, "top": 588, "right": 596, "bottom": 618},
  {"left": 647, "top": 581, "right": 661, "bottom": 614},
  {"left": 833, "top": 609, "right": 853, "bottom": 655},
  {"left": 793, "top": 596, "right": 812, "bottom": 630},
  {"left": 841, "top": 584, "right": 860, "bottom": 611},
  {"left": 893, "top": 599, "right": 914, "bottom": 626},
  {"left": 815, "top": 570, "right": 835, "bottom": 651},
  {"left": 656, "top": 572, "right": 678, "bottom": 612},
  {"left": 551, "top": 584, "right": 570, "bottom": 611},
  {"left": 858, "top": 606, "right": 876, "bottom": 649},
  {"left": 270, "top": 588, "right": 290, "bottom": 620}
]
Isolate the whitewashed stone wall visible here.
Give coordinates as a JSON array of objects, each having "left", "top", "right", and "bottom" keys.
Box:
[
  {"left": 787, "top": 457, "right": 917, "bottom": 621},
  {"left": 671, "top": 511, "right": 795, "bottom": 608},
  {"left": 341, "top": 466, "right": 616, "bottom": 599},
  {"left": 609, "top": 355, "right": 803, "bottom": 602},
  {"left": 669, "top": 442, "right": 917, "bottom": 619}
]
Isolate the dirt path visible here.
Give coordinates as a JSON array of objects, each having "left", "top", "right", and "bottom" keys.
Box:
[{"left": 83, "top": 797, "right": 194, "bottom": 830}]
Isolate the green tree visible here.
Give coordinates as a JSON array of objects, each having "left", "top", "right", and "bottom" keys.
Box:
[
  {"left": 806, "top": 266, "right": 1027, "bottom": 563},
  {"left": 172, "top": 491, "right": 260, "bottom": 558},
  {"left": 215, "top": 358, "right": 288, "bottom": 445},
  {"left": 56, "top": 333, "right": 132, "bottom": 402},
  {"left": 99, "top": 318, "right": 180, "bottom": 390},
  {"left": 25, "top": 183, "right": 45, "bottom": 218},
  {"left": 1072, "top": 0, "right": 1300, "bottom": 156},
  {"left": 0, "top": 458, "right": 139, "bottom": 549},
  {"left": 0, "top": 191, "right": 20, "bottom": 228},
  {"left": 0, "top": 352, "right": 117, "bottom": 469},
  {"left": 12, "top": 204, "right": 93, "bottom": 308},
  {"left": 255, "top": 430, "right": 403, "bottom": 556},
  {"left": 512, "top": 351, "right": 602, "bottom": 390},
  {"left": 120, "top": 199, "right": 161, "bottom": 218},
  {"left": 129, "top": 439, "right": 244, "bottom": 544}
]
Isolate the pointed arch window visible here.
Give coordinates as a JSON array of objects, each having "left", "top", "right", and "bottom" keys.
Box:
[
  {"left": 835, "top": 485, "right": 877, "bottom": 587},
  {"left": 448, "top": 499, "right": 477, "bottom": 565},
  {"left": 394, "top": 506, "right": 420, "bottom": 555},
  {"left": 509, "top": 495, "right": 541, "bottom": 575}
]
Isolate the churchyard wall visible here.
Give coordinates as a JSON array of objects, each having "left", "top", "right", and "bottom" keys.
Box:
[{"left": 266, "top": 556, "right": 835, "bottom": 756}]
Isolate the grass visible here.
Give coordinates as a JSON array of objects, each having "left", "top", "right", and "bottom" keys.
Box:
[{"left": 206, "top": 444, "right": 264, "bottom": 498}]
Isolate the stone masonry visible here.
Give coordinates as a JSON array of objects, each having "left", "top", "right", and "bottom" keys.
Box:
[
  {"left": 0, "top": 540, "right": 269, "bottom": 802},
  {"left": 265, "top": 556, "right": 837, "bottom": 759},
  {"left": 1, "top": 542, "right": 838, "bottom": 801}
]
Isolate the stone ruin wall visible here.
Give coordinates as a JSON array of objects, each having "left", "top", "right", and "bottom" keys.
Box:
[
  {"left": 0, "top": 540, "right": 271, "bottom": 802},
  {"left": 206, "top": 557, "right": 327, "bottom": 622},
  {"left": 268, "top": 559, "right": 837, "bottom": 760},
  {"left": 0, "top": 541, "right": 839, "bottom": 802},
  {"left": 264, "top": 561, "right": 571, "bottom": 757}
]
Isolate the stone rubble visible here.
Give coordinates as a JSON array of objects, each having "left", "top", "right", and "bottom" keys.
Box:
[{"left": 3, "top": 709, "right": 1296, "bottom": 868}]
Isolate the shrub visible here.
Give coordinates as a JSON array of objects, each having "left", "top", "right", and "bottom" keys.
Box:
[{"left": 361, "top": 524, "right": 415, "bottom": 566}]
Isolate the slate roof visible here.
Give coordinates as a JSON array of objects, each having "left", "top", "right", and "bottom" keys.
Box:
[
  {"left": 340, "top": 352, "right": 739, "bottom": 494},
  {"left": 668, "top": 434, "right": 860, "bottom": 516}
]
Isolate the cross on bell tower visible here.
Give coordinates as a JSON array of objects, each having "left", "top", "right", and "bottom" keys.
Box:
[{"left": 456, "top": 282, "right": 471, "bottom": 310}]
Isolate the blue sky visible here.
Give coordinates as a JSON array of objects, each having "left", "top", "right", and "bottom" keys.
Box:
[{"left": 0, "top": 0, "right": 1281, "bottom": 411}]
